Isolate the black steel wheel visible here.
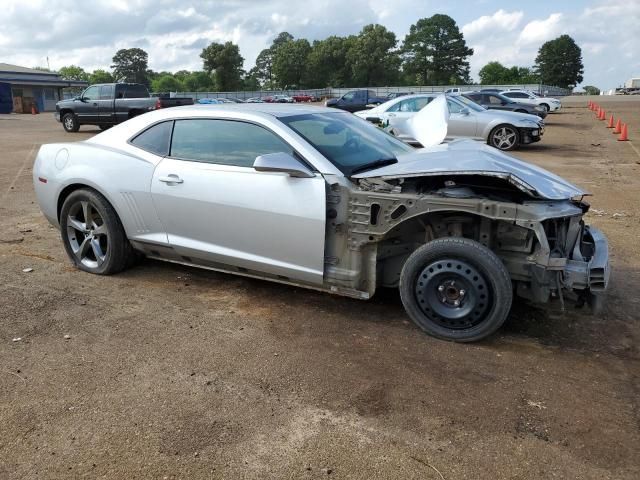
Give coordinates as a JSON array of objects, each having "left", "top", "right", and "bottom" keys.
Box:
[
  {"left": 59, "top": 188, "right": 134, "bottom": 275},
  {"left": 399, "top": 238, "right": 512, "bottom": 342}
]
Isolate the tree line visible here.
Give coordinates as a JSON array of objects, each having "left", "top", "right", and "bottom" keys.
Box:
[{"left": 56, "top": 15, "right": 585, "bottom": 92}]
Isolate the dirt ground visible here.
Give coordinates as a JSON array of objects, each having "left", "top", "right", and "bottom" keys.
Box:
[{"left": 1, "top": 97, "right": 639, "bottom": 479}]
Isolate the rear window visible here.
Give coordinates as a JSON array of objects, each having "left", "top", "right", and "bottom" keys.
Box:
[
  {"left": 130, "top": 121, "right": 173, "bottom": 156},
  {"left": 121, "top": 85, "right": 149, "bottom": 99}
]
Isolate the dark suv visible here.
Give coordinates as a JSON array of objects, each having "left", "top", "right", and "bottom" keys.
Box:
[{"left": 463, "top": 92, "right": 547, "bottom": 119}]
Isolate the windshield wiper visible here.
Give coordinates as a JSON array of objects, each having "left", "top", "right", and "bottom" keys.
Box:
[{"left": 349, "top": 158, "right": 398, "bottom": 175}]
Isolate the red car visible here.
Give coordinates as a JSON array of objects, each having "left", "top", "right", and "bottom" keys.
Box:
[{"left": 292, "top": 94, "right": 314, "bottom": 103}]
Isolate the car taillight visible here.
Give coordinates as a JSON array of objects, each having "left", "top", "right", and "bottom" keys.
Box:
[{"left": 155, "top": 98, "right": 162, "bottom": 109}]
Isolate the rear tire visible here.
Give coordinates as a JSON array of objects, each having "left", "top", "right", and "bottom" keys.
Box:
[
  {"left": 399, "top": 238, "right": 512, "bottom": 342},
  {"left": 59, "top": 189, "right": 134, "bottom": 275},
  {"left": 62, "top": 113, "right": 80, "bottom": 132}
]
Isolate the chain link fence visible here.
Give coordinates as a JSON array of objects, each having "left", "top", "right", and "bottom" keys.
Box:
[{"left": 166, "top": 84, "right": 571, "bottom": 101}]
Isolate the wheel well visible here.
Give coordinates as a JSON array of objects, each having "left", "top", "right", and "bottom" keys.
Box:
[
  {"left": 540, "top": 103, "right": 549, "bottom": 109},
  {"left": 59, "top": 108, "right": 73, "bottom": 118},
  {"left": 376, "top": 211, "right": 528, "bottom": 288},
  {"left": 128, "top": 109, "right": 144, "bottom": 119},
  {"left": 56, "top": 184, "right": 119, "bottom": 223}
]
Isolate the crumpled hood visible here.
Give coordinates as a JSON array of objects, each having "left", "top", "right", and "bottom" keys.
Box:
[{"left": 352, "top": 140, "right": 587, "bottom": 200}]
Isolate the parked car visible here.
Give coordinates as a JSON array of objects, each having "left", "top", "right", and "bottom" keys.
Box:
[
  {"left": 325, "top": 90, "right": 388, "bottom": 112},
  {"left": 444, "top": 87, "right": 461, "bottom": 93},
  {"left": 292, "top": 94, "right": 314, "bottom": 102},
  {"left": 32, "top": 103, "right": 609, "bottom": 342},
  {"left": 355, "top": 94, "right": 544, "bottom": 151},
  {"left": 499, "top": 90, "right": 562, "bottom": 113},
  {"left": 463, "top": 91, "right": 547, "bottom": 119},
  {"left": 245, "top": 97, "right": 264, "bottom": 103},
  {"left": 55, "top": 83, "right": 193, "bottom": 132}
]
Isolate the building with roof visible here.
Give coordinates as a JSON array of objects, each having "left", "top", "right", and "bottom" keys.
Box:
[{"left": 0, "top": 63, "right": 88, "bottom": 113}]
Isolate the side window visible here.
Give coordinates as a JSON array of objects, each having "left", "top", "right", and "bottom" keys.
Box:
[
  {"left": 83, "top": 86, "right": 100, "bottom": 101},
  {"left": 131, "top": 121, "right": 173, "bottom": 156},
  {"left": 99, "top": 85, "right": 114, "bottom": 100},
  {"left": 387, "top": 100, "right": 402, "bottom": 112},
  {"left": 488, "top": 95, "right": 502, "bottom": 105},
  {"left": 342, "top": 92, "right": 355, "bottom": 101},
  {"left": 447, "top": 99, "right": 464, "bottom": 114},
  {"left": 508, "top": 92, "right": 527, "bottom": 99},
  {"left": 170, "top": 119, "right": 293, "bottom": 167},
  {"left": 415, "top": 97, "right": 432, "bottom": 110}
]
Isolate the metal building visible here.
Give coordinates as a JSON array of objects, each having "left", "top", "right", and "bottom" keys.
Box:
[{"left": 0, "top": 63, "right": 88, "bottom": 113}]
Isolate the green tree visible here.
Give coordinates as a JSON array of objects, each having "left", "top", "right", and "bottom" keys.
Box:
[
  {"left": 583, "top": 85, "right": 600, "bottom": 95},
  {"left": 479, "top": 61, "right": 539, "bottom": 85},
  {"left": 151, "top": 74, "right": 186, "bottom": 93},
  {"left": 348, "top": 24, "right": 400, "bottom": 86},
  {"left": 183, "top": 71, "right": 214, "bottom": 91},
  {"left": 111, "top": 48, "right": 149, "bottom": 85},
  {"left": 272, "top": 38, "right": 312, "bottom": 88},
  {"left": 88, "top": 69, "right": 114, "bottom": 84},
  {"left": 478, "top": 61, "right": 510, "bottom": 84},
  {"left": 251, "top": 32, "right": 295, "bottom": 88},
  {"left": 402, "top": 14, "right": 473, "bottom": 85},
  {"left": 535, "top": 34, "right": 584, "bottom": 88},
  {"left": 58, "top": 65, "right": 89, "bottom": 82},
  {"left": 306, "top": 36, "right": 355, "bottom": 87},
  {"left": 200, "top": 41, "right": 244, "bottom": 91}
]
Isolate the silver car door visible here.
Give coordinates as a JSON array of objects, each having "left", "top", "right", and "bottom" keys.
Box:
[
  {"left": 446, "top": 98, "right": 478, "bottom": 139},
  {"left": 150, "top": 118, "right": 326, "bottom": 285}
]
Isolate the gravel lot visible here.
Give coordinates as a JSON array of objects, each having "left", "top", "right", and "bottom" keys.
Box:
[{"left": 1, "top": 97, "right": 639, "bottom": 479}]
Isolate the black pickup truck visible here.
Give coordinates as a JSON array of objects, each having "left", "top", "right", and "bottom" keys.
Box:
[
  {"left": 325, "top": 89, "right": 388, "bottom": 112},
  {"left": 55, "top": 83, "right": 193, "bottom": 132}
]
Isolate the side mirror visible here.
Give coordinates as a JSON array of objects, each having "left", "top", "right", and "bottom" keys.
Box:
[
  {"left": 460, "top": 107, "right": 470, "bottom": 115},
  {"left": 253, "top": 152, "right": 315, "bottom": 178},
  {"left": 79, "top": 97, "right": 88, "bottom": 103}
]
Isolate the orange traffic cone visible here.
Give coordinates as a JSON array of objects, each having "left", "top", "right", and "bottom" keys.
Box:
[
  {"left": 599, "top": 108, "right": 606, "bottom": 120},
  {"left": 31, "top": 104, "right": 37, "bottom": 115},
  {"left": 618, "top": 123, "right": 629, "bottom": 141},
  {"left": 594, "top": 106, "right": 600, "bottom": 116},
  {"left": 613, "top": 119, "right": 622, "bottom": 134},
  {"left": 607, "top": 114, "right": 614, "bottom": 128}
]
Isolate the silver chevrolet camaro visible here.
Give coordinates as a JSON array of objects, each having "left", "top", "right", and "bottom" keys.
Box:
[{"left": 33, "top": 104, "right": 609, "bottom": 342}]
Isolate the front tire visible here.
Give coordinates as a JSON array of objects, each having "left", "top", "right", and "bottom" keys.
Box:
[
  {"left": 399, "top": 238, "right": 512, "bottom": 342},
  {"left": 539, "top": 103, "right": 550, "bottom": 112},
  {"left": 62, "top": 113, "right": 80, "bottom": 132},
  {"left": 489, "top": 124, "right": 520, "bottom": 151},
  {"left": 59, "top": 189, "right": 134, "bottom": 275}
]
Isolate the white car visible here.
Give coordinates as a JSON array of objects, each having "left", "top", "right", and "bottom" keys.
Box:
[
  {"left": 499, "top": 90, "right": 562, "bottom": 113},
  {"left": 354, "top": 94, "right": 544, "bottom": 151}
]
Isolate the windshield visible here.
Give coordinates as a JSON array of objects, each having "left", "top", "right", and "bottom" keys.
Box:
[
  {"left": 452, "top": 95, "right": 485, "bottom": 112},
  {"left": 280, "top": 112, "right": 413, "bottom": 176}
]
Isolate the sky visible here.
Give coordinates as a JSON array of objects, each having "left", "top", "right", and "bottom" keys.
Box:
[{"left": 0, "top": 0, "right": 637, "bottom": 90}]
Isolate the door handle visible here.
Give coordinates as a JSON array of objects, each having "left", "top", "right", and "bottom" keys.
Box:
[
  {"left": 158, "top": 174, "right": 184, "bottom": 185},
  {"left": 388, "top": 113, "right": 396, "bottom": 117}
]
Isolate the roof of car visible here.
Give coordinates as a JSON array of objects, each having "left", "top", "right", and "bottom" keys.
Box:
[{"left": 152, "top": 103, "right": 340, "bottom": 119}]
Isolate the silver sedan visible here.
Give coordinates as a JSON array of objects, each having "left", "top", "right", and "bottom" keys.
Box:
[{"left": 355, "top": 94, "right": 544, "bottom": 151}]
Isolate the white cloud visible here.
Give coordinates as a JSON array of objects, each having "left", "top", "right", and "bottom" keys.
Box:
[
  {"left": 462, "top": 9, "right": 523, "bottom": 39},
  {"left": 517, "top": 13, "right": 563, "bottom": 46}
]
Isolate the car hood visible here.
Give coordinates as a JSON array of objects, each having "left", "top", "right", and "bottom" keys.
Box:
[
  {"left": 352, "top": 140, "right": 586, "bottom": 200},
  {"left": 477, "top": 108, "right": 542, "bottom": 123}
]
